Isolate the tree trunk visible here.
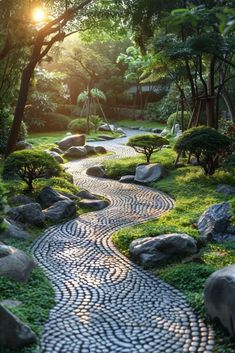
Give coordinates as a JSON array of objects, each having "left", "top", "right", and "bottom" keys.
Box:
[
  {"left": 5, "top": 63, "right": 35, "bottom": 156},
  {"left": 206, "top": 97, "right": 216, "bottom": 128}
]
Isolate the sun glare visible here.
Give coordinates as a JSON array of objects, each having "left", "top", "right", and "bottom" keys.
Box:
[{"left": 33, "top": 8, "right": 46, "bottom": 23}]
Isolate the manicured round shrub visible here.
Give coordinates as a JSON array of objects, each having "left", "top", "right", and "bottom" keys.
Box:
[
  {"left": 43, "top": 113, "right": 71, "bottom": 131},
  {"left": 3, "top": 150, "right": 61, "bottom": 190},
  {"left": 174, "top": 126, "right": 231, "bottom": 175},
  {"left": 167, "top": 111, "right": 191, "bottom": 130},
  {"left": 0, "top": 109, "right": 28, "bottom": 153},
  {"left": 68, "top": 118, "right": 94, "bottom": 134},
  {"left": 127, "top": 134, "right": 169, "bottom": 163}
]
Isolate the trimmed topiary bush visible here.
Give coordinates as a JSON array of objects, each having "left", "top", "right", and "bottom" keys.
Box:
[
  {"left": 127, "top": 134, "right": 169, "bottom": 163},
  {"left": 174, "top": 126, "right": 231, "bottom": 175},
  {"left": 0, "top": 109, "right": 27, "bottom": 153},
  {"left": 3, "top": 150, "right": 61, "bottom": 190},
  {"left": 167, "top": 111, "right": 191, "bottom": 130},
  {"left": 68, "top": 118, "right": 94, "bottom": 134}
]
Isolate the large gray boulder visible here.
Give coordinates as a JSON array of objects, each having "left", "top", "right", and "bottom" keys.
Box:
[
  {"left": 204, "top": 264, "right": 235, "bottom": 338},
  {"left": 0, "top": 244, "right": 35, "bottom": 282},
  {"left": 57, "top": 134, "right": 85, "bottom": 150},
  {"left": 84, "top": 145, "right": 96, "bottom": 155},
  {"left": 134, "top": 163, "right": 167, "bottom": 184},
  {"left": 86, "top": 165, "right": 106, "bottom": 178},
  {"left": 7, "top": 203, "right": 45, "bottom": 227},
  {"left": 0, "top": 304, "right": 37, "bottom": 348},
  {"left": 197, "top": 202, "right": 231, "bottom": 240},
  {"left": 94, "top": 146, "right": 107, "bottom": 154},
  {"left": 43, "top": 200, "right": 77, "bottom": 222},
  {"left": 38, "top": 186, "right": 70, "bottom": 208},
  {"left": 98, "top": 124, "right": 115, "bottom": 132},
  {"left": 0, "top": 219, "right": 31, "bottom": 240},
  {"left": 217, "top": 184, "right": 235, "bottom": 195},
  {"left": 45, "top": 150, "right": 64, "bottom": 164},
  {"left": 64, "top": 146, "right": 87, "bottom": 159},
  {"left": 78, "top": 199, "right": 109, "bottom": 210},
  {"left": 129, "top": 233, "right": 197, "bottom": 268},
  {"left": 8, "top": 195, "right": 34, "bottom": 206},
  {"left": 14, "top": 141, "right": 33, "bottom": 151},
  {"left": 77, "top": 190, "right": 97, "bottom": 200}
]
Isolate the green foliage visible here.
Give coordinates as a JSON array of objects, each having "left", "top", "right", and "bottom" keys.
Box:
[
  {"left": 167, "top": 111, "right": 191, "bottom": 129},
  {"left": 3, "top": 150, "right": 61, "bottom": 190},
  {"left": 89, "top": 115, "right": 104, "bottom": 133},
  {"left": 43, "top": 113, "right": 71, "bottom": 132},
  {"left": 68, "top": 118, "right": 93, "bottom": 134},
  {"left": 223, "top": 154, "right": 235, "bottom": 175},
  {"left": 175, "top": 126, "right": 231, "bottom": 175},
  {"left": 127, "top": 133, "right": 168, "bottom": 163},
  {"left": 0, "top": 109, "right": 27, "bottom": 154}
]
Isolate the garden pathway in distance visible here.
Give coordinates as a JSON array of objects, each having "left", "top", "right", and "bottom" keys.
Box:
[{"left": 31, "top": 130, "right": 214, "bottom": 353}]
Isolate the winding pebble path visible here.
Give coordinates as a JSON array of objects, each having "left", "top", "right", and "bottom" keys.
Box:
[{"left": 32, "top": 134, "right": 214, "bottom": 353}]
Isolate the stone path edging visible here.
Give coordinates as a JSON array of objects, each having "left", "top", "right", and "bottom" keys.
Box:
[{"left": 31, "top": 141, "right": 214, "bottom": 353}]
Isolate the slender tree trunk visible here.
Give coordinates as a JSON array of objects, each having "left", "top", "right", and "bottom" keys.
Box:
[{"left": 5, "top": 63, "right": 35, "bottom": 156}]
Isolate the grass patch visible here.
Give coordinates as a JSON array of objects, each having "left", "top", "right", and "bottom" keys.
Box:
[
  {"left": 105, "top": 148, "right": 235, "bottom": 352},
  {"left": 115, "top": 119, "right": 166, "bottom": 130},
  {"left": 28, "top": 130, "right": 123, "bottom": 151}
]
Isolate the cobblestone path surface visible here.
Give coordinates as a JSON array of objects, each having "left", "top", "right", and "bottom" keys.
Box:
[{"left": 32, "top": 136, "right": 214, "bottom": 353}]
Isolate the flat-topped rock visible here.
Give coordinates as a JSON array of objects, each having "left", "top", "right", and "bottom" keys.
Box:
[
  {"left": 98, "top": 135, "right": 115, "bottom": 140},
  {"left": 57, "top": 134, "right": 85, "bottom": 150},
  {"left": 135, "top": 163, "right": 167, "bottom": 184},
  {"left": 0, "top": 304, "right": 36, "bottom": 348},
  {"left": 130, "top": 233, "right": 197, "bottom": 268},
  {"left": 79, "top": 199, "right": 109, "bottom": 210},
  {"left": 0, "top": 244, "right": 35, "bottom": 282}
]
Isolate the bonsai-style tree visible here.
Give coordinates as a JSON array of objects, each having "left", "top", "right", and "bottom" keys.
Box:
[
  {"left": 3, "top": 150, "right": 61, "bottom": 191},
  {"left": 127, "top": 134, "right": 168, "bottom": 163},
  {"left": 174, "top": 126, "right": 231, "bottom": 175}
]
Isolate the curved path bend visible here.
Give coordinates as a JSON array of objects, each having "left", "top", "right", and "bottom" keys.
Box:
[{"left": 32, "top": 133, "right": 214, "bottom": 353}]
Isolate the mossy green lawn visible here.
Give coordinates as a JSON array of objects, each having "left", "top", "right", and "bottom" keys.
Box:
[
  {"left": 104, "top": 147, "right": 235, "bottom": 353},
  {"left": 28, "top": 130, "right": 122, "bottom": 151},
  {"left": 115, "top": 119, "right": 166, "bottom": 130}
]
